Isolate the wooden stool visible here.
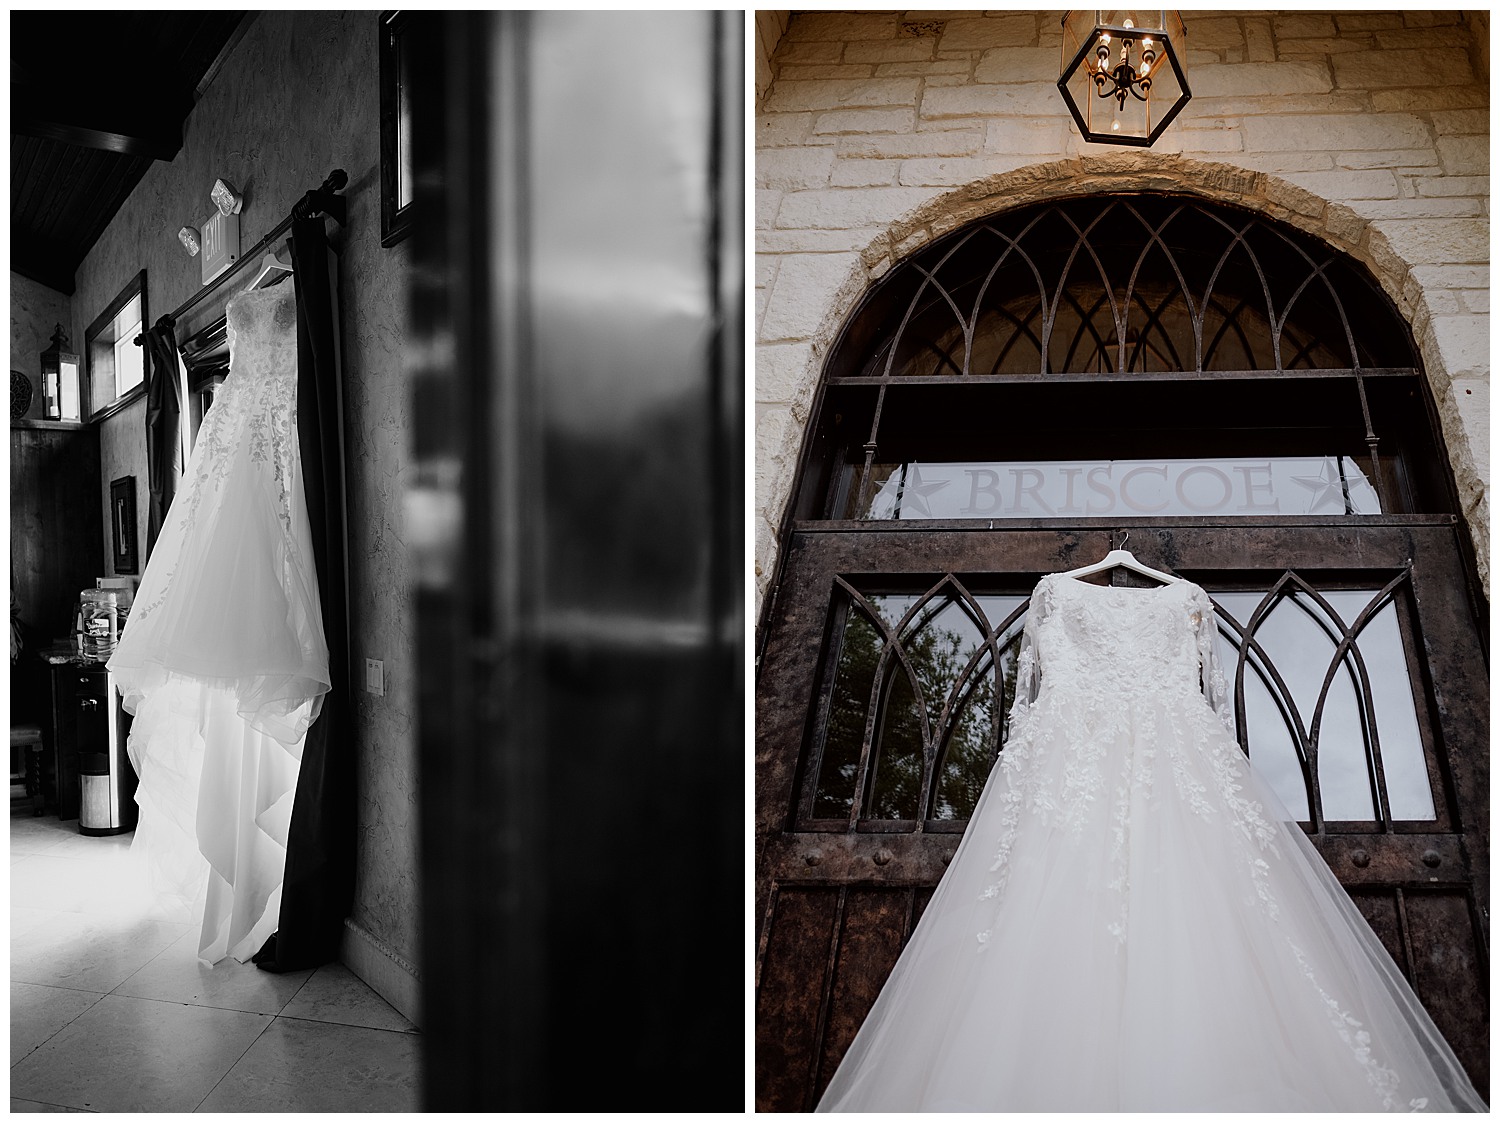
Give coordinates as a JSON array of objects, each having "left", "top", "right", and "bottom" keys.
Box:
[{"left": 10, "top": 723, "right": 46, "bottom": 816}]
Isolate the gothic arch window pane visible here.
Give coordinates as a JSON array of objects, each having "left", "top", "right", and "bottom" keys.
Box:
[
  {"left": 1214, "top": 585, "right": 1435, "bottom": 826},
  {"left": 836, "top": 195, "right": 1415, "bottom": 382}
]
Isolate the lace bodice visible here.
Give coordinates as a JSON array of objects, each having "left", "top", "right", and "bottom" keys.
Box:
[
  {"left": 186, "top": 283, "right": 299, "bottom": 532},
  {"left": 128, "top": 282, "right": 304, "bottom": 633},
  {"left": 1020, "top": 574, "right": 1231, "bottom": 725}
]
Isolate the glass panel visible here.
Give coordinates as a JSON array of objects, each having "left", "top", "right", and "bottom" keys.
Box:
[
  {"left": 813, "top": 607, "right": 882, "bottom": 819},
  {"left": 58, "top": 358, "right": 80, "bottom": 421},
  {"left": 396, "top": 25, "right": 414, "bottom": 209},
  {"left": 1327, "top": 592, "right": 1434, "bottom": 821},
  {"left": 851, "top": 457, "right": 1382, "bottom": 520},
  {"left": 1213, "top": 588, "right": 1435, "bottom": 824},
  {"left": 931, "top": 597, "right": 1025, "bottom": 819},
  {"left": 869, "top": 594, "right": 987, "bottom": 819},
  {"left": 1214, "top": 593, "right": 1309, "bottom": 818},
  {"left": 114, "top": 332, "right": 145, "bottom": 397},
  {"left": 867, "top": 665, "right": 923, "bottom": 819},
  {"left": 112, "top": 294, "right": 142, "bottom": 338},
  {"left": 813, "top": 590, "right": 1025, "bottom": 823}
]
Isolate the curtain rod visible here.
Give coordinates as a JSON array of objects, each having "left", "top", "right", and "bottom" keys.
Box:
[{"left": 136, "top": 168, "right": 348, "bottom": 346}]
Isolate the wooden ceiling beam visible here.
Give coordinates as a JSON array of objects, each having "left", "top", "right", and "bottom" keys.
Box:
[{"left": 11, "top": 87, "right": 186, "bottom": 161}]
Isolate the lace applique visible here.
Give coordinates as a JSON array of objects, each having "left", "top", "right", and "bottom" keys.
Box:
[
  {"left": 128, "top": 286, "right": 300, "bottom": 631},
  {"left": 1288, "top": 941, "right": 1411, "bottom": 1110},
  {"left": 976, "top": 574, "right": 1283, "bottom": 948}
]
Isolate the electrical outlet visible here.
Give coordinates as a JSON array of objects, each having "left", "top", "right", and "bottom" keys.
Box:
[{"left": 365, "top": 658, "right": 385, "bottom": 697}]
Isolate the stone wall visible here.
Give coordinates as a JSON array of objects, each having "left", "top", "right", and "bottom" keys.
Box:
[
  {"left": 755, "top": 10, "right": 1490, "bottom": 612},
  {"left": 756, "top": 11, "right": 792, "bottom": 107},
  {"left": 71, "top": 11, "right": 419, "bottom": 1019}
]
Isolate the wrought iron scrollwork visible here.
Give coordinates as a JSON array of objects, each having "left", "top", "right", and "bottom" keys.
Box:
[
  {"left": 844, "top": 195, "right": 1414, "bottom": 380},
  {"left": 808, "top": 576, "right": 1028, "bottom": 827},
  {"left": 808, "top": 570, "right": 1436, "bottom": 835}
]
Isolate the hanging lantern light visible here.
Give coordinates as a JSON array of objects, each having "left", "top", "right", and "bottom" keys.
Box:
[{"left": 1059, "top": 10, "right": 1190, "bottom": 147}]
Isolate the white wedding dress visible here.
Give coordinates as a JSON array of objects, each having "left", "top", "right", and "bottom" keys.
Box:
[
  {"left": 817, "top": 573, "right": 1484, "bottom": 1112},
  {"left": 109, "top": 283, "right": 329, "bottom": 965}
]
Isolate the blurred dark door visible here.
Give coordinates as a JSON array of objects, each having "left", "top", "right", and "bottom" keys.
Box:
[{"left": 411, "top": 12, "right": 744, "bottom": 1110}]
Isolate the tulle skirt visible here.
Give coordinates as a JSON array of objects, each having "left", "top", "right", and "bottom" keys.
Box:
[
  {"left": 109, "top": 411, "right": 328, "bottom": 965},
  {"left": 816, "top": 687, "right": 1485, "bottom": 1112}
]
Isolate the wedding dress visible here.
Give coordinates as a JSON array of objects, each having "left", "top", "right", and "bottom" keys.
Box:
[
  {"left": 109, "top": 282, "right": 329, "bottom": 965},
  {"left": 817, "top": 573, "right": 1484, "bottom": 1112}
]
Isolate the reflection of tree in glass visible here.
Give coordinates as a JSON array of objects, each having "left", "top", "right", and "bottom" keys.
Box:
[
  {"left": 932, "top": 650, "right": 1020, "bottom": 819},
  {"left": 813, "top": 610, "right": 881, "bottom": 818},
  {"left": 814, "top": 592, "right": 1025, "bottom": 822},
  {"left": 865, "top": 602, "right": 1013, "bottom": 820}
]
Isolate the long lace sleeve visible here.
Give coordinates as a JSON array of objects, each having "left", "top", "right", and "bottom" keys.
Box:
[
  {"left": 1006, "top": 576, "right": 1049, "bottom": 735},
  {"left": 1192, "top": 585, "right": 1235, "bottom": 734}
]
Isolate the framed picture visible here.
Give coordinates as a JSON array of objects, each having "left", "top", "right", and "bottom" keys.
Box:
[
  {"left": 110, "top": 476, "right": 138, "bottom": 574},
  {"left": 380, "top": 10, "right": 414, "bottom": 247}
]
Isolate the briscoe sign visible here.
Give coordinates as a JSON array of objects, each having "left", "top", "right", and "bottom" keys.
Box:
[{"left": 864, "top": 457, "right": 1381, "bottom": 520}]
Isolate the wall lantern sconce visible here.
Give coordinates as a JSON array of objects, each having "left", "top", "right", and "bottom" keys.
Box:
[
  {"left": 178, "top": 226, "right": 201, "bottom": 255},
  {"left": 40, "top": 323, "right": 81, "bottom": 421},
  {"left": 1059, "top": 10, "right": 1190, "bottom": 146}
]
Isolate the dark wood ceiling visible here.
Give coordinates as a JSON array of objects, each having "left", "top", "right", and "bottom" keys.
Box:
[{"left": 10, "top": 11, "right": 253, "bottom": 294}]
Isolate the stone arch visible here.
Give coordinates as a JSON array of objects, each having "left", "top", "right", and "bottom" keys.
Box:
[{"left": 757, "top": 151, "right": 1488, "bottom": 613}]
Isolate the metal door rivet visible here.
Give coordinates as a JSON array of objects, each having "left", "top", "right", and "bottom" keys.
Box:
[
  {"left": 873, "top": 848, "right": 893, "bottom": 866},
  {"left": 1350, "top": 849, "right": 1370, "bottom": 868},
  {"left": 803, "top": 850, "right": 822, "bottom": 867},
  {"left": 1421, "top": 850, "right": 1441, "bottom": 868}
]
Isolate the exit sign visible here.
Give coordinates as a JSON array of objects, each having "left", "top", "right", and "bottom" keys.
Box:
[{"left": 201, "top": 211, "right": 240, "bottom": 285}]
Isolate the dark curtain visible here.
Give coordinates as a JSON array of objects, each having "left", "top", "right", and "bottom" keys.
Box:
[
  {"left": 141, "top": 316, "right": 184, "bottom": 558},
  {"left": 254, "top": 215, "right": 355, "bottom": 972}
]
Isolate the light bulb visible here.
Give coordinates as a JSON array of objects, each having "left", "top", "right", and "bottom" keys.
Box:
[
  {"left": 1111, "top": 119, "right": 1121, "bottom": 131},
  {"left": 1123, "top": 18, "right": 1134, "bottom": 28},
  {"left": 1141, "top": 62, "right": 1150, "bottom": 75}
]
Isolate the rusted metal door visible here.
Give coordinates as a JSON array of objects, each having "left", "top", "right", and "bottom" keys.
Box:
[
  {"left": 754, "top": 193, "right": 1488, "bottom": 1110},
  {"left": 755, "top": 518, "right": 1488, "bottom": 1110}
]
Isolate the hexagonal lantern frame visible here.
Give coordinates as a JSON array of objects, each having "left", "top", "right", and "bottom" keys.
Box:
[{"left": 1058, "top": 10, "right": 1190, "bottom": 147}]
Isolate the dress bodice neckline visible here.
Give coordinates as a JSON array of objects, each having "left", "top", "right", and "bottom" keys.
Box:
[{"left": 1050, "top": 572, "right": 1186, "bottom": 593}]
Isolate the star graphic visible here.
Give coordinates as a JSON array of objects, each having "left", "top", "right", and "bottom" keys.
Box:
[
  {"left": 1290, "top": 457, "right": 1347, "bottom": 514},
  {"left": 896, "top": 464, "right": 951, "bottom": 518}
]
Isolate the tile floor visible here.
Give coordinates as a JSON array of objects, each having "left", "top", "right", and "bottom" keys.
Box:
[{"left": 10, "top": 799, "right": 421, "bottom": 1112}]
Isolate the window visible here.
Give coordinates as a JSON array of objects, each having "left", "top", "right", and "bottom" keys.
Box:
[
  {"left": 111, "top": 295, "right": 145, "bottom": 398},
  {"left": 188, "top": 375, "right": 227, "bottom": 453},
  {"left": 177, "top": 315, "right": 230, "bottom": 456},
  {"left": 84, "top": 270, "right": 148, "bottom": 417}
]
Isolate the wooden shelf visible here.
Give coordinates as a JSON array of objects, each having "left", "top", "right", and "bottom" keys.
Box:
[{"left": 10, "top": 418, "right": 91, "bottom": 431}]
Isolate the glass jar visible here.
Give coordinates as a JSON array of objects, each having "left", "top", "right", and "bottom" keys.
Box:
[{"left": 79, "top": 589, "right": 120, "bottom": 663}]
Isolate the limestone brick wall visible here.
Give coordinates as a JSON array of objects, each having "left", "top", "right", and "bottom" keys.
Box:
[
  {"left": 757, "top": 11, "right": 791, "bottom": 107},
  {"left": 755, "top": 10, "right": 1490, "bottom": 616}
]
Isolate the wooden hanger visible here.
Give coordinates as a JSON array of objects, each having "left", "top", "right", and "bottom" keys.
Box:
[
  {"left": 1056, "top": 536, "right": 1183, "bottom": 585},
  {"left": 243, "top": 245, "right": 294, "bottom": 292}
]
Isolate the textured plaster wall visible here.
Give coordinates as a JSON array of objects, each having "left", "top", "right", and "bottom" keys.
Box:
[
  {"left": 755, "top": 10, "right": 1490, "bottom": 612},
  {"left": 9, "top": 273, "right": 73, "bottom": 422},
  {"left": 73, "top": 12, "right": 418, "bottom": 984}
]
